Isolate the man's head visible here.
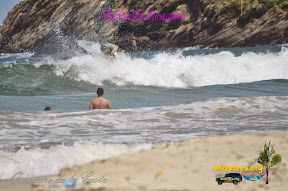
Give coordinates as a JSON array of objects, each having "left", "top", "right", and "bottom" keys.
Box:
[
  {"left": 44, "top": 107, "right": 52, "bottom": 111},
  {"left": 118, "top": 46, "right": 124, "bottom": 52},
  {"left": 97, "top": 88, "right": 104, "bottom": 97}
]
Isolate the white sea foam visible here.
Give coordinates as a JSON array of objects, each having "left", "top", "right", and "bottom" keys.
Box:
[
  {"left": 0, "top": 52, "right": 34, "bottom": 59},
  {"left": 1, "top": 96, "right": 288, "bottom": 179},
  {"left": 45, "top": 41, "right": 288, "bottom": 88},
  {"left": 1, "top": 43, "right": 288, "bottom": 180},
  {"left": 0, "top": 142, "right": 152, "bottom": 180}
]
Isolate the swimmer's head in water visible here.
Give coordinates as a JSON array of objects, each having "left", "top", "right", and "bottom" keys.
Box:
[
  {"left": 44, "top": 107, "right": 52, "bottom": 111},
  {"left": 97, "top": 88, "right": 104, "bottom": 97}
]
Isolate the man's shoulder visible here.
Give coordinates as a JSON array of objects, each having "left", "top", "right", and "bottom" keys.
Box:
[
  {"left": 103, "top": 43, "right": 118, "bottom": 49},
  {"left": 103, "top": 97, "right": 110, "bottom": 102},
  {"left": 103, "top": 43, "right": 116, "bottom": 46},
  {"left": 91, "top": 98, "right": 100, "bottom": 103},
  {"left": 93, "top": 97, "right": 109, "bottom": 102}
]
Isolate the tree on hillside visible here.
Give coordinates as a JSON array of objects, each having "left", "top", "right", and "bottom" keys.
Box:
[
  {"left": 256, "top": 141, "right": 282, "bottom": 184},
  {"left": 241, "top": 0, "right": 243, "bottom": 15}
]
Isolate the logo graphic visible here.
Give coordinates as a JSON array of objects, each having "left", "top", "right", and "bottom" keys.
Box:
[
  {"left": 243, "top": 174, "right": 265, "bottom": 181},
  {"left": 215, "top": 173, "right": 242, "bottom": 185},
  {"left": 215, "top": 141, "right": 282, "bottom": 185}
]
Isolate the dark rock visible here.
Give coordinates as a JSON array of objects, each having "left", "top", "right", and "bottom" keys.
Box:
[
  {"left": 148, "top": 32, "right": 166, "bottom": 41},
  {"left": 116, "top": 23, "right": 135, "bottom": 37},
  {"left": 1, "top": 0, "right": 288, "bottom": 55},
  {"left": 237, "top": 5, "right": 269, "bottom": 27}
]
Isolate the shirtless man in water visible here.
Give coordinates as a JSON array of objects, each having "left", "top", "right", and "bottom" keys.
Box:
[{"left": 89, "top": 88, "right": 112, "bottom": 109}]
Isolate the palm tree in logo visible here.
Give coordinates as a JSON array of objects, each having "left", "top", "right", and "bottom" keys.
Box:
[{"left": 256, "top": 141, "right": 282, "bottom": 184}]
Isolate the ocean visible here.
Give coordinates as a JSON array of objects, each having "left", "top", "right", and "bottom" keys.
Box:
[{"left": 1, "top": 41, "right": 288, "bottom": 180}]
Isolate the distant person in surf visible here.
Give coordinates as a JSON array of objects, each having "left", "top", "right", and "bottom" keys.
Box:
[
  {"left": 89, "top": 88, "right": 112, "bottom": 109},
  {"left": 44, "top": 107, "right": 52, "bottom": 111},
  {"left": 100, "top": 43, "right": 124, "bottom": 58}
]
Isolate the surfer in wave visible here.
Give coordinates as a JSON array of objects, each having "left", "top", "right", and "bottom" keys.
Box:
[{"left": 100, "top": 43, "right": 124, "bottom": 58}]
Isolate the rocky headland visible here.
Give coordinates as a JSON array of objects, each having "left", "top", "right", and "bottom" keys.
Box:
[{"left": 0, "top": 0, "right": 288, "bottom": 55}]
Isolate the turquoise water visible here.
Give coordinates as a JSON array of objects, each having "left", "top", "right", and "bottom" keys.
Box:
[
  {"left": 0, "top": 80, "right": 288, "bottom": 111},
  {"left": 1, "top": 43, "right": 288, "bottom": 179},
  {"left": 1, "top": 45, "right": 288, "bottom": 111}
]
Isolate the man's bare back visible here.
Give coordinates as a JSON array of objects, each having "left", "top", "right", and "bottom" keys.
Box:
[{"left": 89, "top": 97, "right": 112, "bottom": 109}]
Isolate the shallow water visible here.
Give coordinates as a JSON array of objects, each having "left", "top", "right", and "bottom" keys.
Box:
[{"left": 1, "top": 42, "right": 288, "bottom": 179}]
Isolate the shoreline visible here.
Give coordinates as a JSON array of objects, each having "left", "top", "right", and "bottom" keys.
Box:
[
  {"left": 1, "top": 43, "right": 287, "bottom": 58},
  {"left": 1, "top": 130, "right": 287, "bottom": 191}
]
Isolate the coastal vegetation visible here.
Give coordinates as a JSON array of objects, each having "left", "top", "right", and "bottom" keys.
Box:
[{"left": 215, "top": 0, "right": 288, "bottom": 12}]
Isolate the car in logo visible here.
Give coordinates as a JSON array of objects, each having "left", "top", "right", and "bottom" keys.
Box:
[{"left": 216, "top": 173, "right": 242, "bottom": 185}]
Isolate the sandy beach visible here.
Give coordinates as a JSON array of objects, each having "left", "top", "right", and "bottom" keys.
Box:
[{"left": 1, "top": 130, "right": 287, "bottom": 191}]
